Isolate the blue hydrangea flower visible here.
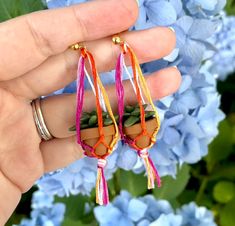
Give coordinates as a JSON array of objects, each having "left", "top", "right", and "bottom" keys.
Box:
[
  {"left": 17, "top": 191, "right": 66, "bottom": 226},
  {"left": 178, "top": 202, "right": 217, "bottom": 226},
  {"left": 208, "top": 15, "right": 235, "bottom": 80},
  {"left": 38, "top": 152, "right": 118, "bottom": 196},
  {"left": 94, "top": 191, "right": 217, "bottom": 226},
  {"left": 149, "top": 214, "right": 183, "bottom": 226},
  {"left": 185, "top": 0, "right": 226, "bottom": 18},
  {"left": 39, "top": 0, "right": 225, "bottom": 197}
]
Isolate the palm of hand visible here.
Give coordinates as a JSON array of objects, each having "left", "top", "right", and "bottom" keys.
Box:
[{"left": 0, "top": 88, "right": 42, "bottom": 192}]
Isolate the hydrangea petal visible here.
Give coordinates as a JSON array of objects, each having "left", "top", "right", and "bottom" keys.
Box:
[
  {"left": 128, "top": 199, "right": 148, "bottom": 222},
  {"left": 146, "top": 0, "right": 177, "bottom": 26}
]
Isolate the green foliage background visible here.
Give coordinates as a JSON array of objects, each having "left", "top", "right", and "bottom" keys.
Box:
[{"left": 0, "top": 1, "right": 235, "bottom": 226}]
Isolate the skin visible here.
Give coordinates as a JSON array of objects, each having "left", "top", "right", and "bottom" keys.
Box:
[{"left": 0, "top": 0, "right": 181, "bottom": 224}]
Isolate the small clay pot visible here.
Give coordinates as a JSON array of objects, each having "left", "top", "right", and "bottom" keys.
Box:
[
  {"left": 124, "top": 118, "right": 159, "bottom": 149},
  {"left": 80, "top": 124, "right": 116, "bottom": 157}
]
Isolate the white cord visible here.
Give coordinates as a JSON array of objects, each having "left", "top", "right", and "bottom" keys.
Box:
[
  {"left": 84, "top": 67, "right": 107, "bottom": 112},
  {"left": 123, "top": 55, "right": 146, "bottom": 104}
]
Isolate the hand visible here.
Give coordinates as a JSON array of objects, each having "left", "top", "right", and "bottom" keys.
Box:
[{"left": 0, "top": 0, "right": 181, "bottom": 223}]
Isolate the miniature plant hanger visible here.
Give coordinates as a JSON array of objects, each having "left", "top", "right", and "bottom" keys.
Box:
[
  {"left": 70, "top": 43, "right": 119, "bottom": 205},
  {"left": 113, "top": 36, "right": 162, "bottom": 189}
]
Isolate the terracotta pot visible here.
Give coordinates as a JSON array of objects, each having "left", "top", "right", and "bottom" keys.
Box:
[
  {"left": 80, "top": 124, "right": 116, "bottom": 157},
  {"left": 124, "top": 118, "right": 159, "bottom": 149}
]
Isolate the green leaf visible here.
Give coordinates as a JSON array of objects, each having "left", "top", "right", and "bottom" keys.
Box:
[
  {"left": 62, "top": 218, "right": 98, "bottom": 226},
  {"left": 55, "top": 194, "right": 89, "bottom": 221},
  {"left": 0, "top": 0, "right": 45, "bottom": 22},
  {"left": 213, "top": 181, "right": 235, "bottom": 204},
  {"left": 206, "top": 120, "right": 234, "bottom": 172},
  {"left": 119, "top": 170, "right": 148, "bottom": 197},
  {"left": 225, "top": 0, "right": 235, "bottom": 15},
  {"left": 211, "top": 164, "right": 235, "bottom": 181},
  {"left": 153, "top": 164, "right": 190, "bottom": 200},
  {"left": 6, "top": 213, "right": 25, "bottom": 226},
  {"left": 220, "top": 199, "right": 235, "bottom": 226},
  {"left": 178, "top": 190, "right": 197, "bottom": 205}
]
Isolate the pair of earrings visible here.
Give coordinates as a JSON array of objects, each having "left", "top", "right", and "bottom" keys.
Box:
[{"left": 70, "top": 36, "right": 161, "bottom": 205}]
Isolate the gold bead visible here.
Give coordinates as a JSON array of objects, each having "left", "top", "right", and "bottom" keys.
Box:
[
  {"left": 112, "top": 36, "right": 123, "bottom": 45},
  {"left": 70, "top": 43, "right": 84, "bottom": 50}
]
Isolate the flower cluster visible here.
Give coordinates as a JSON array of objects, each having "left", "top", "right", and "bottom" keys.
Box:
[
  {"left": 17, "top": 191, "right": 65, "bottom": 226},
  {"left": 38, "top": 151, "right": 119, "bottom": 196},
  {"left": 208, "top": 14, "right": 235, "bottom": 80},
  {"left": 94, "top": 190, "right": 217, "bottom": 226},
  {"left": 39, "top": 0, "right": 225, "bottom": 196}
]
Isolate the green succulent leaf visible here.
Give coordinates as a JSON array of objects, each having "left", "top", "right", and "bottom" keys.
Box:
[
  {"left": 81, "top": 124, "right": 89, "bottom": 129},
  {"left": 90, "top": 110, "right": 97, "bottom": 116},
  {"left": 124, "top": 116, "right": 140, "bottom": 127},
  {"left": 131, "top": 108, "right": 141, "bottom": 117},
  {"left": 145, "top": 111, "right": 155, "bottom": 119},
  {"left": 103, "top": 117, "right": 113, "bottom": 126},
  {"left": 102, "top": 111, "right": 108, "bottom": 117},
  {"left": 124, "top": 112, "right": 131, "bottom": 117},
  {"left": 80, "top": 115, "right": 90, "bottom": 124},
  {"left": 88, "top": 115, "right": 98, "bottom": 127},
  {"left": 69, "top": 125, "right": 76, "bottom": 132},
  {"left": 143, "top": 104, "right": 149, "bottom": 109},
  {"left": 125, "top": 105, "right": 135, "bottom": 113},
  {"left": 114, "top": 115, "right": 119, "bottom": 122}
]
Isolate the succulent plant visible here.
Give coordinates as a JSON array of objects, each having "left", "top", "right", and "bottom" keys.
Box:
[
  {"left": 123, "top": 104, "right": 155, "bottom": 128},
  {"left": 69, "top": 104, "right": 155, "bottom": 131},
  {"left": 69, "top": 111, "right": 119, "bottom": 131}
]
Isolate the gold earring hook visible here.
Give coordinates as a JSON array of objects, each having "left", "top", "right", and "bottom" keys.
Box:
[
  {"left": 70, "top": 43, "right": 85, "bottom": 50},
  {"left": 112, "top": 36, "right": 124, "bottom": 45},
  {"left": 112, "top": 36, "right": 128, "bottom": 54},
  {"left": 70, "top": 43, "right": 88, "bottom": 58}
]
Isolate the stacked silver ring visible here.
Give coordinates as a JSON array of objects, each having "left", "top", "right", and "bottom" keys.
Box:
[{"left": 31, "top": 98, "right": 54, "bottom": 141}]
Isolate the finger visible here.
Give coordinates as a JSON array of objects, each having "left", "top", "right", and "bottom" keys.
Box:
[
  {"left": 1, "top": 27, "right": 176, "bottom": 99},
  {"left": 0, "top": 0, "right": 138, "bottom": 81},
  {"left": 0, "top": 171, "right": 21, "bottom": 225},
  {"left": 40, "top": 67, "right": 181, "bottom": 138},
  {"left": 40, "top": 136, "right": 83, "bottom": 173}
]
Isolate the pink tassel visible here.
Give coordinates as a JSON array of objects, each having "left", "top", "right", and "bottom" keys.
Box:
[
  {"left": 139, "top": 149, "right": 161, "bottom": 189},
  {"left": 96, "top": 159, "right": 109, "bottom": 205}
]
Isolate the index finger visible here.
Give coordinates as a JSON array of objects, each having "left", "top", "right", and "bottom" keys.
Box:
[{"left": 0, "top": 0, "right": 138, "bottom": 81}]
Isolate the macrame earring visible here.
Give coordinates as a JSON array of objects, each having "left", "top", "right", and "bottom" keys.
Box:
[
  {"left": 70, "top": 44, "right": 119, "bottom": 205},
  {"left": 113, "top": 36, "right": 162, "bottom": 189}
]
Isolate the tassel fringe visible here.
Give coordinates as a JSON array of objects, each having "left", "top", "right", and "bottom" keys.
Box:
[
  {"left": 139, "top": 149, "right": 161, "bottom": 189},
  {"left": 96, "top": 159, "right": 109, "bottom": 205}
]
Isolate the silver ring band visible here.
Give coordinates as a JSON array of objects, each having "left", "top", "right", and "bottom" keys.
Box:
[{"left": 32, "top": 98, "right": 53, "bottom": 141}]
